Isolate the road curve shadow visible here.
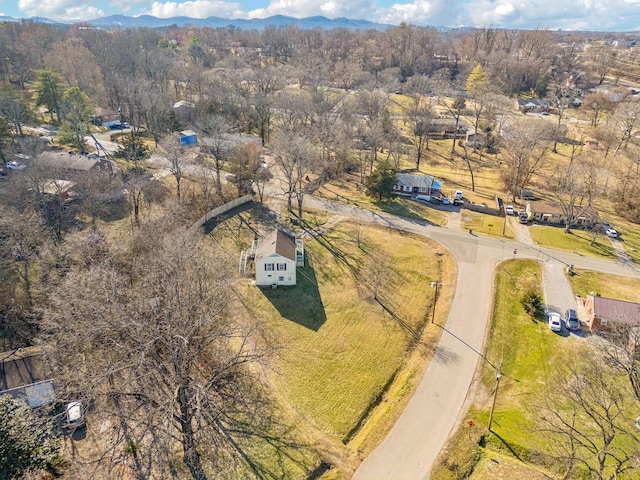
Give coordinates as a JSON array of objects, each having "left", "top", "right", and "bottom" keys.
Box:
[{"left": 433, "top": 344, "right": 459, "bottom": 365}]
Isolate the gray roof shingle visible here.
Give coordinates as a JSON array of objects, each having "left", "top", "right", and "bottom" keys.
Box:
[{"left": 255, "top": 229, "right": 296, "bottom": 261}]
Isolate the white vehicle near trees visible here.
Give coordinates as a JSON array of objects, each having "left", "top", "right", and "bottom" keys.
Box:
[
  {"left": 7, "top": 161, "right": 26, "bottom": 170},
  {"left": 65, "top": 401, "right": 86, "bottom": 429}
]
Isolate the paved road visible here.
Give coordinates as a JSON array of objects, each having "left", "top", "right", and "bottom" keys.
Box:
[{"left": 292, "top": 194, "right": 640, "bottom": 480}]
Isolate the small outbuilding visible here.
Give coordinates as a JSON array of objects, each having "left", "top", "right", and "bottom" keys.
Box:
[
  {"left": 0, "top": 346, "right": 54, "bottom": 408},
  {"left": 254, "top": 229, "right": 300, "bottom": 287},
  {"left": 172, "top": 100, "right": 196, "bottom": 124},
  {"left": 179, "top": 130, "right": 198, "bottom": 146}
]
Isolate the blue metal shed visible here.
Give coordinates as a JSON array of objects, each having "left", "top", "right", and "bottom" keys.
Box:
[{"left": 179, "top": 130, "right": 198, "bottom": 146}]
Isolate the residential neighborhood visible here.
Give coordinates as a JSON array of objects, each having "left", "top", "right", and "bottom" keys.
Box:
[{"left": 1, "top": 15, "right": 640, "bottom": 480}]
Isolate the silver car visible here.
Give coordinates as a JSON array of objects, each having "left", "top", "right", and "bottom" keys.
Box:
[{"left": 565, "top": 309, "right": 580, "bottom": 330}]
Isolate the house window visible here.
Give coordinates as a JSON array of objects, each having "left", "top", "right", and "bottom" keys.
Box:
[
  {"left": 264, "top": 263, "right": 274, "bottom": 271},
  {"left": 277, "top": 263, "right": 287, "bottom": 271},
  {"left": 600, "top": 318, "right": 608, "bottom": 326},
  {"left": 278, "top": 276, "right": 284, "bottom": 282}
]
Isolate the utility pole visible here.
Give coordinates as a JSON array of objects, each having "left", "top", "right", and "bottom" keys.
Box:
[
  {"left": 487, "top": 359, "right": 503, "bottom": 431},
  {"left": 502, "top": 204, "right": 507, "bottom": 236},
  {"left": 430, "top": 281, "right": 441, "bottom": 324}
]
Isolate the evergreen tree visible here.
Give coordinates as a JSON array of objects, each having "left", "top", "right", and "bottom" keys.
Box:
[
  {"left": 365, "top": 161, "right": 397, "bottom": 201},
  {"left": 0, "top": 396, "right": 60, "bottom": 479},
  {"left": 58, "top": 87, "right": 93, "bottom": 152},
  {"left": 115, "top": 131, "right": 150, "bottom": 165},
  {"left": 35, "top": 69, "right": 63, "bottom": 123}
]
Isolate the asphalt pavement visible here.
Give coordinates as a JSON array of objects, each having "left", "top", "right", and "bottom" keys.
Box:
[{"left": 293, "top": 194, "right": 640, "bottom": 480}]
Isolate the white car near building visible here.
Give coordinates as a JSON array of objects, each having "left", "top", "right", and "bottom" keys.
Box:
[
  {"left": 548, "top": 312, "right": 562, "bottom": 332},
  {"left": 605, "top": 228, "right": 618, "bottom": 238}
]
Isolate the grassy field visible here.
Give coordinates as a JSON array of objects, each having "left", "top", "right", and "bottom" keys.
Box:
[
  {"left": 432, "top": 261, "right": 640, "bottom": 480},
  {"left": 432, "top": 260, "right": 578, "bottom": 480},
  {"left": 528, "top": 224, "right": 617, "bottom": 258},
  {"left": 608, "top": 216, "right": 640, "bottom": 264},
  {"left": 210, "top": 211, "right": 451, "bottom": 478},
  {"left": 460, "top": 210, "right": 515, "bottom": 238},
  {"left": 317, "top": 175, "right": 448, "bottom": 226},
  {"left": 568, "top": 269, "right": 640, "bottom": 302}
]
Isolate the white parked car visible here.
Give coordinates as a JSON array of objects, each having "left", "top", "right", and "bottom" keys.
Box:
[
  {"left": 6, "top": 161, "right": 26, "bottom": 170},
  {"left": 441, "top": 197, "right": 450, "bottom": 205},
  {"left": 454, "top": 190, "right": 463, "bottom": 200},
  {"left": 65, "top": 401, "right": 86, "bottom": 429},
  {"left": 505, "top": 205, "right": 515, "bottom": 216},
  {"left": 605, "top": 228, "right": 618, "bottom": 238},
  {"left": 548, "top": 312, "right": 562, "bottom": 332}
]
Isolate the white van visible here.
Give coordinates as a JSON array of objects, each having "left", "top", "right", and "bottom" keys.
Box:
[
  {"left": 65, "top": 402, "right": 86, "bottom": 429},
  {"left": 415, "top": 194, "right": 431, "bottom": 202},
  {"left": 454, "top": 190, "right": 463, "bottom": 200}
]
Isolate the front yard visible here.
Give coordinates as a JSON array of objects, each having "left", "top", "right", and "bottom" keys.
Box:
[
  {"left": 528, "top": 224, "right": 617, "bottom": 258},
  {"left": 212, "top": 210, "right": 454, "bottom": 478}
]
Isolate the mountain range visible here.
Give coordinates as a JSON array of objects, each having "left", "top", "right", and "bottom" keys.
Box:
[{"left": 0, "top": 14, "right": 395, "bottom": 31}]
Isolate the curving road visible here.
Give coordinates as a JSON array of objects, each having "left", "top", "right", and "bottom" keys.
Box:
[{"left": 294, "top": 195, "right": 640, "bottom": 480}]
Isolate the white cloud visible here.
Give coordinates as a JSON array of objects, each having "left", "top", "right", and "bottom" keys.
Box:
[
  {"left": 374, "top": 0, "right": 640, "bottom": 30},
  {"left": 494, "top": 3, "right": 515, "bottom": 17},
  {"left": 109, "top": 0, "right": 150, "bottom": 14},
  {"left": 247, "top": 0, "right": 375, "bottom": 19},
  {"left": 15, "top": 0, "right": 640, "bottom": 30},
  {"left": 145, "top": 0, "right": 244, "bottom": 18},
  {"left": 462, "top": 0, "right": 640, "bottom": 30},
  {"left": 18, "top": 0, "right": 104, "bottom": 20},
  {"left": 376, "top": 0, "right": 468, "bottom": 27}
]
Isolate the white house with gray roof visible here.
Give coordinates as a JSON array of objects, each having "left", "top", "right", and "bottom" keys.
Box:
[
  {"left": 393, "top": 173, "right": 442, "bottom": 196},
  {"left": 254, "top": 229, "right": 301, "bottom": 287}
]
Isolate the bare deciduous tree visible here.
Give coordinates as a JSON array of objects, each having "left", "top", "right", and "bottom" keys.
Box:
[
  {"left": 197, "top": 113, "right": 229, "bottom": 197},
  {"left": 499, "top": 118, "right": 554, "bottom": 200},
  {"left": 547, "top": 140, "right": 603, "bottom": 233},
  {"left": 534, "top": 351, "right": 640, "bottom": 480},
  {"left": 162, "top": 134, "right": 189, "bottom": 200},
  {"left": 405, "top": 94, "right": 436, "bottom": 169},
  {"left": 272, "top": 130, "right": 314, "bottom": 218},
  {"left": 41, "top": 229, "right": 271, "bottom": 480},
  {"left": 440, "top": 95, "right": 466, "bottom": 154}
]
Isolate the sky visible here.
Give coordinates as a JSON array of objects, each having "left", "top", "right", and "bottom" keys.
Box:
[{"left": 2, "top": 0, "right": 640, "bottom": 31}]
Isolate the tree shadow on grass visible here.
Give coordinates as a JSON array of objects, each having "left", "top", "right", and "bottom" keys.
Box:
[
  {"left": 258, "top": 262, "right": 327, "bottom": 331},
  {"left": 202, "top": 200, "right": 257, "bottom": 235},
  {"left": 373, "top": 199, "right": 438, "bottom": 225},
  {"left": 488, "top": 430, "right": 525, "bottom": 463},
  {"left": 100, "top": 196, "right": 129, "bottom": 223}
]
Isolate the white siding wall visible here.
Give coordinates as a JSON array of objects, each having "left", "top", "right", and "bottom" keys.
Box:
[{"left": 255, "top": 254, "right": 296, "bottom": 286}]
